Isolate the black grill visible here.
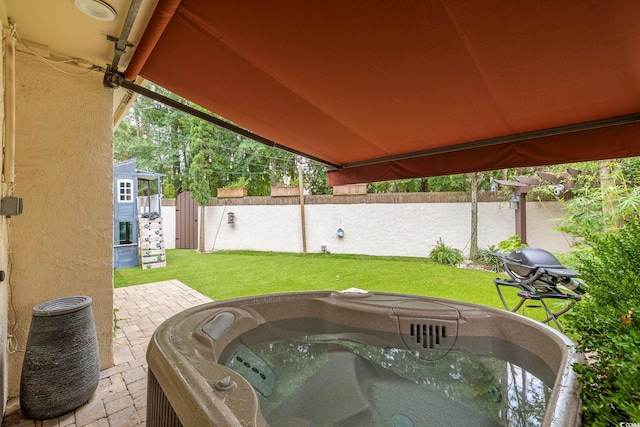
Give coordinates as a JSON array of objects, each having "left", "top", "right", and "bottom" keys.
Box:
[{"left": 491, "top": 247, "right": 587, "bottom": 333}]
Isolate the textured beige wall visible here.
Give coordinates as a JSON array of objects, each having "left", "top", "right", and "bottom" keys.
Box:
[
  {"left": 7, "top": 52, "right": 113, "bottom": 397},
  {"left": 0, "top": 27, "right": 8, "bottom": 416}
]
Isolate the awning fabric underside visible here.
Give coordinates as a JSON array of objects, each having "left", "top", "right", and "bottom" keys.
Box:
[{"left": 125, "top": 0, "right": 640, "bottom": 185}]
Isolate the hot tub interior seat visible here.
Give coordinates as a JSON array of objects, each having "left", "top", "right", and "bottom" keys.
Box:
[
  {"left": 224, "top": 328, "right": 550, "bottom": 427},
  {"left": 263, "top": 345, "right": 501, "bottom": 427}
]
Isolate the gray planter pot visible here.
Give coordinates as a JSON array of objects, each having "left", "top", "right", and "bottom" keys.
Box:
[{"left": 20, "top": 296, "right": 100, "bottom": 420}]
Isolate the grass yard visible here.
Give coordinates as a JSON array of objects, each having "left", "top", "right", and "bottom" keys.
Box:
[{"left": 115, "top": 249, "right": 524, "bottom": 310}]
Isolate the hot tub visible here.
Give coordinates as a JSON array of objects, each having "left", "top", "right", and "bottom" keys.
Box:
[{"left": 146, "top": 290, "right": 581, "bottom": 426}]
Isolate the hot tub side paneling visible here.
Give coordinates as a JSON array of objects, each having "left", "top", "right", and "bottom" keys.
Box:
[
  {"left": 147, "top": 308, "right": 269, "bottom": 427},
  {"left": 146, "top": 370, "right": 182, "bottom": 427}
]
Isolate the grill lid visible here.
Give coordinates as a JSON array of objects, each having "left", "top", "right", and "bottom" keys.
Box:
[{"left": 506, "top": 248, "right": 577, "bottom": 278}]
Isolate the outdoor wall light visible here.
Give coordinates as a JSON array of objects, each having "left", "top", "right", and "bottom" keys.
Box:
[
  {"left": 508, "top": 194, "right": 519, "bottom": 210},
  {"left": 227, "top": 212, "right": 234, "bottom": 224},
  {"left": 337, "top": 228, "right": 344, "bottom": 238}
]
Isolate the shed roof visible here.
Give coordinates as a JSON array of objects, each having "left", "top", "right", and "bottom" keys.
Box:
[{"left": 114, "top": 159, "right": 165, "bottom": 181}]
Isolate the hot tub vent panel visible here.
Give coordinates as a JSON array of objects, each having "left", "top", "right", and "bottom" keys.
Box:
[
  {"left": 400, "top": 318, "right": 458, "bottom": 359},
  {"left": 409, "top": 322, "right": 450, "bottom": 349}
]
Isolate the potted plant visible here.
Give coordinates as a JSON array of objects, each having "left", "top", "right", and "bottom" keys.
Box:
[
  {"left": 217, "top": 177, "right": 249, "bottom": 198},
  {"left": 270, "top": 179, "right": 300, "bottom": 197}
]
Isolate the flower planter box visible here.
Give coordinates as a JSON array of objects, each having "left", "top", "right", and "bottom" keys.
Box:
[
  {"left": 270, "top": 185, "right": 300, "bottom": 197},
  {"left": 217, "top": 188, "right": 247, "bottom": 198},
  {"left": 332, "top": 183, "right": 367, "bottom": 195}
]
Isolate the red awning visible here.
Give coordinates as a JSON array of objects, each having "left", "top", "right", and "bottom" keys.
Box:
[{"left": 125, "top": 0, "right": 640, "bottom": 185}]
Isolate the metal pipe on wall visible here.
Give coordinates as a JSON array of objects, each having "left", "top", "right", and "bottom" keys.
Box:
[{"left": 3, "top": 24, "right": 16, "bottom": 189}]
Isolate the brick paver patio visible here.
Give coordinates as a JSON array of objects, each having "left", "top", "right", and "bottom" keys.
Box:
[{"left": 2, "top": 280, "right": 212, "bottom": 427}]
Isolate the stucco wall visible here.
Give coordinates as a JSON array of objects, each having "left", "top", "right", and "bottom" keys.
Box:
[
  {"left": 7, "top": 52, "right": 113, "bottom": 397},
  {"left": 193, "top": 200, "right": 569, "bottom": 256},
  {"left": 0, "top": 28, "right": 8, "bottom": 416}
]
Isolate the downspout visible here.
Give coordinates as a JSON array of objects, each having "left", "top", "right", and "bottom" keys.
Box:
[
  {"left": 1, "top": 21, "right": 16, "bottom": 416},
  {"left": 3, "top": 22, "right": 16, "bottom": 192}
]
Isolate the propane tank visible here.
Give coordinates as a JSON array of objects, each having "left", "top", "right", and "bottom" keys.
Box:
[{"left": 562, "top": 278, "right": 588, "bottom": 295}]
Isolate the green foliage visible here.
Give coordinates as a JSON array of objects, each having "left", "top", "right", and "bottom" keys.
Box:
[
  {"left": 490, "top": 160, "right": 640, "bottom": 424},
  {"left": 568, "top": 304, "right": 640, "bottom": 426},
  {"left": 114, "top": 88, "right": 193, "bottom": 196},
  {"left": 429, "top": 238, "right": 464, "bottom": 266},
  {"left": 368, "top": 173, "right": 491, "bottom": 193},
  {"left": 619, "top": 157, "right": 640, "bottom": 186},
  {"left": 369, "top": 178, "right": 429, "bottom": 193},
  {"left": 115, "top": 83, "right": 333, "bottom": 198},
  {"left": 563, "top": 218, "right": 640, "bottom": 425},
  {"left": 473, "top": 236, "right": 528, "bottom": 272},
  {"left": 474, "top": 247, "right": 503, "bottom": 272},
  {"left": 526, "top": 159, "right": 640, "bottom": 239},
  {"left": 540, "top": 158, "right": 640, "bottom": 425},
  {"left": 303, "top": 161, "right": 333, "bottom": 195},
  {"left": 188, "top": 115, "right": 222, "bottom": 205},
  {"left": 427, "top": 174, "right": 470, "bottom": 192},
  {"left": 496, "top": 235, "right": 528, "bottom": 253},
  {"left": 225, "top": 176, "right": 250, "bottom": 189},
  {"left": 113, "top": 308, "right": 122, "bottom": 338}
]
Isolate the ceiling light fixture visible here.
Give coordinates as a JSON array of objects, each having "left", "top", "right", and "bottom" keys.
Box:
[{"left": 74, "top": 0, "right": 117, "bottom": 21}]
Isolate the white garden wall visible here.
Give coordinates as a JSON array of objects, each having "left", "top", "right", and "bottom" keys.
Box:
[{"left": 163, "top": 196, "right": 570, "bottom": 256}]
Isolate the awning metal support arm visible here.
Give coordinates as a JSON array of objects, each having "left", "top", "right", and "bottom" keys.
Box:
[
  {"left": 104, "top": 71, "right": 342, "bottom": 169},
  {"left": 106, "top": 0, "right": 142, "bottom": 73},
  {"left": 343, "top": 113, "right": 640, "bottom": 169}
]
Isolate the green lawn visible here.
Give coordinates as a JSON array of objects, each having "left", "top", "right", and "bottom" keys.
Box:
[{"left": 115, "top": 249, "right": 521, "bottom": 309}]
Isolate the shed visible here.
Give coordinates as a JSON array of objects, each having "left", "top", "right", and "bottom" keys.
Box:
[{"left": 113, "top": 159, "right": 164, "bottom": 269}]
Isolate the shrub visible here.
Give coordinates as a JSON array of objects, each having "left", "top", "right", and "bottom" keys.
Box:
[
  {"left": 474, "top": 246, "right": 503, "bottom": 272},
  {"left": 564, "top": 218, "right": 640, "bottom": 425},
  {"left": 429, "top": 238, "right": 464, "bottom": 266},
  {"left": 474, "top": 236, "right": 528, "bottom": 272},
  {"left": 226, "top": 176, "right": 250, "bottom": 189}
]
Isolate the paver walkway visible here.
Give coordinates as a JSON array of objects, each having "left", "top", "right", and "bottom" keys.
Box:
[{"left": 2, "top": 280, "right": 213, "bottom": 427}]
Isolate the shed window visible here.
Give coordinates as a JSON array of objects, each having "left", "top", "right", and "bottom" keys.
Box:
[
  {"left": 119, "top": 222, "right": 133, "bottom": 244},
  {"left": 118, "top": 179, "right": 133, "bottom": 203}
]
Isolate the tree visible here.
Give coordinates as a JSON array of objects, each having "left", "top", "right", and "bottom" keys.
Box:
[
  {"left": 469, "top": 172, "right": 480, "bottom": 259},
  {"left": 368, "top": 176, "right": 465, "bottom": 193},
  {"left": 549, "top": 159, "right": 640, "bottom": 240},
  {"left": 189, "top": 150, "right": 216, "bottom": 251},
  {"left": 115, "top": 83, "right": 314, "bottom": 197},
  {"left": 114, "top": 86, "right": 193, "bottom": 198},
  {"left": 302, "top": 160, "right": 333, "bottom": 195},
  {"left": 187, "top": 112, "right": 231, "bottom": 252}
]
